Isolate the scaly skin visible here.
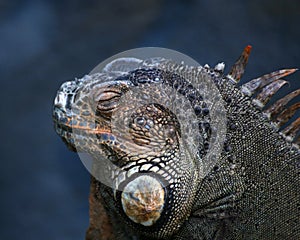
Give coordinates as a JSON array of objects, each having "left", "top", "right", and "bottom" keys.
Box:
[{"left": 53, "top": 47, "right": 299, "bottom": 239}]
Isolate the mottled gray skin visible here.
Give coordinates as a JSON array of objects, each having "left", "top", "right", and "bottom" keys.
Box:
[
  {"left": 53, "top": 51, "right": 299, "bottom": 239},
  {"left": 174, "top": 73, "right": 299, "bottom": 239}
]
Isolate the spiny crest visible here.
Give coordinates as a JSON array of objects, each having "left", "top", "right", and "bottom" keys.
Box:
[{"left": 227, "top": 45, "right": 299, "bottom": 147}]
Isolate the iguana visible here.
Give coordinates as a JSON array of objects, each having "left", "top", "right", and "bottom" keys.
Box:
[{"left": 53, "top": 46, "right": 300, "bottom": 239}]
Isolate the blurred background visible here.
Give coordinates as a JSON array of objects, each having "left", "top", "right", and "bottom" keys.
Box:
[{"left": 0, "top": 0, "right": 299, "bottom": 239}]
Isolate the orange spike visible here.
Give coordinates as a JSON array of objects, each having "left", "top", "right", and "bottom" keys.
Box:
[
  {"left": 241, "top": 68, "right": 297, "bottom": 96},
  {"left": 276, "top": 103, "right": 300, "bottom": 127},
  {"left": 265, "top": 89, "right": 300, "bottom": 119},
  {"left": 282, "top": 117, "right": 300, "bottom": 140},
  {"left": 253, "top": 80, "right": 288, "bottom": 108},
  {"left": 228, "top": 45, "right": 252, "bottom": 83}
]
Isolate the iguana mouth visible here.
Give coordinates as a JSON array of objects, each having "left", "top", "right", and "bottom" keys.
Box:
[{"left": 53, "top": 80, "right": 81, "bottom": 151}]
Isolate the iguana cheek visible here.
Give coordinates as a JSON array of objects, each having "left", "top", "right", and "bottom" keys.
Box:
[{"left": 121, "top": 175, "right": 165, "bottom": 226}]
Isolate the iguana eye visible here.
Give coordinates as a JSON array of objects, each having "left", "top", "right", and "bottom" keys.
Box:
[
  {"left": 93, "top": 81, "right": 130, "bottom": 117},
  {"left": 121, "top": 175, "right": 165, "bottom": 226},
  {"left": 96, "top": 90, "right": 121, "bottom": 113}
]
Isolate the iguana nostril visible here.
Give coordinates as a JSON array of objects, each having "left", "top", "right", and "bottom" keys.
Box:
[{"left": 54, "top": 91, "right": 67, "bottom": 108}]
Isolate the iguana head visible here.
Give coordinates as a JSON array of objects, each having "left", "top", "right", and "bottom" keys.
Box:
[{"left": 53, "top": 58, "right": 220, "bottom": 238}]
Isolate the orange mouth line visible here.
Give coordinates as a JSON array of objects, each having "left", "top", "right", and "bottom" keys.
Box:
[{"left": 63, "top": 123, "right": 112, "bottom": 135}]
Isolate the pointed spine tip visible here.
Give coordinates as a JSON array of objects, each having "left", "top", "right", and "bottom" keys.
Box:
[
  {"left": 288, "top": 68, "right": 298, "bottom": 74},
  {"left": 228, "top": 45, "right": 252, "bottom": 83},
  {"left": 245, "top": 45, "right": 252, "bottom": 54},
  {"left": 279, "top": 68, "right": 298, "bottom": 77}
]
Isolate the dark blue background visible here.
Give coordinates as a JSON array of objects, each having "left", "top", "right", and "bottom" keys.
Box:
[{"left": 1, "top": 0, "right": 299, "bottom": 239}]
